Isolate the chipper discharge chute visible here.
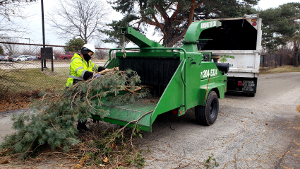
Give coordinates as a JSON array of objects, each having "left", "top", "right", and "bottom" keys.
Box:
[{"left": 92, "top": 20, "right": 228, "bottom": 132}]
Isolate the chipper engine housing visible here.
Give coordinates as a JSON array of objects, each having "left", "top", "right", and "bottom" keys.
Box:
[{"left": 92, "top": 20, "right": 228, "bottom": 132}]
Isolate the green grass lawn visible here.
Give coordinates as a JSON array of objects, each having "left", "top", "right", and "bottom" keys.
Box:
[
  {"left": 259, "top": 65, "right": 300, "bottom": 74},
  {"left": 0, "top": 67, "right": 69, "bottom": 92}
]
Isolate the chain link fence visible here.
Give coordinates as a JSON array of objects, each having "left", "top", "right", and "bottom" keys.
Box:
[
  {"left": 0, "top": 42, "right": 110, "bottom": 93},
  {"left": 1, "top": 42, "right": 298, "bottom": 93}
]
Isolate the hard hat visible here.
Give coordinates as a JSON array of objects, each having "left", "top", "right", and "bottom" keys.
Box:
[{"left": 82, "top": 44, "right": 95, "bottom": 53}]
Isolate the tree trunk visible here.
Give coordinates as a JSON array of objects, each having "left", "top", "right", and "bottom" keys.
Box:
[
  {"left": 263, "top": 54, "right": 265, "bottom": 69},
  {"left": 160, "top": 0, "right": 199, "bottom": 47},
  {"left": 274, "top": 54, "right": 277, "bottom": 68},
  {"left": 162, "top": 22, "right": 173, "bottom": 47},
  {"left": 294, "top": 41, "right": 299, "bottom": 67},
  {"left": 279, "top": 54, "right": 282, "bottom": 66},
  {"left": 161, "top": 18, "right": 189, "bottom": 47}
]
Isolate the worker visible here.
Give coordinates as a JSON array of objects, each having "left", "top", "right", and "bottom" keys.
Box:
[
  {"left": 66, "top": 44, "right": 105, "bottom": 87},
  {"left": 66, "top": 44, "right": 105, "bottom": 131}
]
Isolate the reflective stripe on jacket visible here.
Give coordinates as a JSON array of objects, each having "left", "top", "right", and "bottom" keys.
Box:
[{"left": 66, "top": 53, "right": 99, "bottom": 87}]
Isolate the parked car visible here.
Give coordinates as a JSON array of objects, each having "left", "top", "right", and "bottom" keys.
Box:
[
  {"left": 55, "top": 52, "right": 74, "bottom": 60},
  {"left": 0, "top": 55, "right": 8, "bottom": 61},
  {"left": 12, "top": 55, "right": 27, "bottom": 61},
  {"left": 33, "top": 56, "right": 39, "bottom": 60},
  {"left": 9, "top": 55, "right": 19, "bottom": 61},
  {"left": 2, "top": 56, "right": 9, "bottom": 61},
  {"left": 26, "top": 55, "right": 35, "bottom": 61}
]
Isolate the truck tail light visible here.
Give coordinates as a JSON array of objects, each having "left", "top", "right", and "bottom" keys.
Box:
[
  {"left": 252, "top": 22, "right": 257, "bottom": 26},
  {"left": 238, "top": 81, "right": 243, "bottom": 86}
]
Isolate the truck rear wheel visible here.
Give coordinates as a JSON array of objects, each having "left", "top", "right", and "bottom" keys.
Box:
[
  {"left": 195, "top": 91, "right": 219, "bottom": 125},
  {"left": 247, "top": 93, "right": 256, "bottom": 97}
]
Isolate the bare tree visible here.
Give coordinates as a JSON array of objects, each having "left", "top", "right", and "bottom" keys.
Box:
[
  {"left": 48, "top": 0, "right": 110, "bottom": 43},
  {"left": 0, "top": 0, "right": 35, "bottom": 37},
  {"left": 1, "top": 38, "right": 19, "bottom": 55},
  {"left": 95, "top": 49, "right": 108, "bottom": 60},
  {"left": 0, "top": 1, "right": 32, "bottom": 19}
]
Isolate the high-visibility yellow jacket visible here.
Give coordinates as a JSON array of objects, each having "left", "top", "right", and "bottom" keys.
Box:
[{"left": 66, "top": 53, "right": 99, "bottom": 87}]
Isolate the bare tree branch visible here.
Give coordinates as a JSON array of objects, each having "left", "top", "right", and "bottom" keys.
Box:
[
  {"left": 47, "top": 0, "right": 110, "bottom": 43},
  {"left": 0, "top": 0, "right": 33, "bottom": 38}
]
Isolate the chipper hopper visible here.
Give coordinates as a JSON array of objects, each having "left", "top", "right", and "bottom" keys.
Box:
[{"left": 92, "top": 20, "right": 228, "bottom": 132}]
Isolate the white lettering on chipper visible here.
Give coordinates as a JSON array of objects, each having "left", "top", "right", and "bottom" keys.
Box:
[
  {"left": 201, "top": 21, "right": 217, "bottom": 29},
  {"left": 201, "top": 69, "right": 218, "bottom": 78}
]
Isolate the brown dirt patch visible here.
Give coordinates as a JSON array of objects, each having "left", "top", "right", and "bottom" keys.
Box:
[
  {"left": 0, "top": 87, "right": 41, "bottom": 112},
  {"left": 0, "top": 153, "right": 78, "bottom": 168},
  {"left": 297, "top": 105, "right": 300, "bottom": 114}
]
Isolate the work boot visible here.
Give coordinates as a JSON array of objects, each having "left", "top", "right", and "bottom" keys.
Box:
[{"left": 77, "top": 121, "right": 88, "bottom": 132}]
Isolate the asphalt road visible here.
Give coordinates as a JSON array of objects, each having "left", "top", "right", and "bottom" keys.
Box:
[
  {"left": 0, "top": 72, "right": 299, "bottom": 168},
  {"left": 134, "top": 72, "right": 300, "bottom": 169}
]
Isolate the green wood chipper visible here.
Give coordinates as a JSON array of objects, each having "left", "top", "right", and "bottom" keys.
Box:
[{"left": 92, "top": 20, "right": 229, "bottom": 132}]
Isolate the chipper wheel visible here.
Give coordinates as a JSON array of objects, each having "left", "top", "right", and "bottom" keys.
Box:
[{"left": 195, "top": 91, "right": 219, "bottom": 125}]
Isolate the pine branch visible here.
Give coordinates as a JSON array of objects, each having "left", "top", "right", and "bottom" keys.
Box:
[{"left": 0, "top": 69, "right": 149, "bottom": 160}]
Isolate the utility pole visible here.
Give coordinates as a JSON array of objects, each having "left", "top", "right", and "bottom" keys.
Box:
[
  {"left": 41, "top": 0, "right": 54, "bottom": 72},
  {"left": 41, "top": 0, "right": 47, "bottom": 70}
]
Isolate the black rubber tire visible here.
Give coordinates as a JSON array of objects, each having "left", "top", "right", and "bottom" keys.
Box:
[{"left": 195, "top": 90, "right": 219, "bottom": 125}]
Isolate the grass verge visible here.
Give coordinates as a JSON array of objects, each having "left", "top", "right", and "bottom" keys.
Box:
[
  {"left": 0, "top": 67, "right": 68, "bottom": 111},
  {"left": 0, "top": 67, "right": 68, "bottom": 92},
  {"left": 259, "top": 65, "right": 300, "bottom": 74}
]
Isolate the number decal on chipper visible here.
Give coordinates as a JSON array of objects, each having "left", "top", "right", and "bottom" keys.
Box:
[
  {"left": 201, "top": 21, "right": 217, "bottom": 29},
  {"left": 201, "top": 69, "right": 218, "bottom": 78}
]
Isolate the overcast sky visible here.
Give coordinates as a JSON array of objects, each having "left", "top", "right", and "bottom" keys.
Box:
[
  {"left": 14, "top": 0, "right": 123, "bottom": 47},
  {"left": 12, "top": 0, "right": 300, "bottom": 47}
]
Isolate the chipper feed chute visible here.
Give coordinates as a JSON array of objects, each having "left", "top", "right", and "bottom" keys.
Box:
[{"left": 92, "top": 20, "right": 228, "bottom": 132}]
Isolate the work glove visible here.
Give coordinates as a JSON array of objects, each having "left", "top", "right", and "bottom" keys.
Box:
[
  {"left": 94, "top": 74, "right": 101, "bottom": 78},
  {"left": 83, "top": 71, "right": 93, "bottom": 80},
  {"left": 98, "top": 66, "right": 106, "bottom": 72}
]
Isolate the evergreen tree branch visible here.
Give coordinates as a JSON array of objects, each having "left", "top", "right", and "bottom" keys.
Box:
[
  {"left": 153, "top": 3, "right": 169, "bottom": 23},
  {"left": 151, "top": 8, "right": 166, "bottom": 36},
  {"left": 188, "top": 0, "right": 196, "bottom": 26},
  {"left": 0, "top": 69, "right": 149, "bottom": 160},
  {"left": 170, "top": 3, "right": 182, "bottom": 22},
  {"left": 195, "top": 0, "right": 206, "bottom": 8}
]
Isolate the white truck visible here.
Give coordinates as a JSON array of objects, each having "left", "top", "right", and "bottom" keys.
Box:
[{"left": 200, "top": 14, "right": 262, "bottom": 97}]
